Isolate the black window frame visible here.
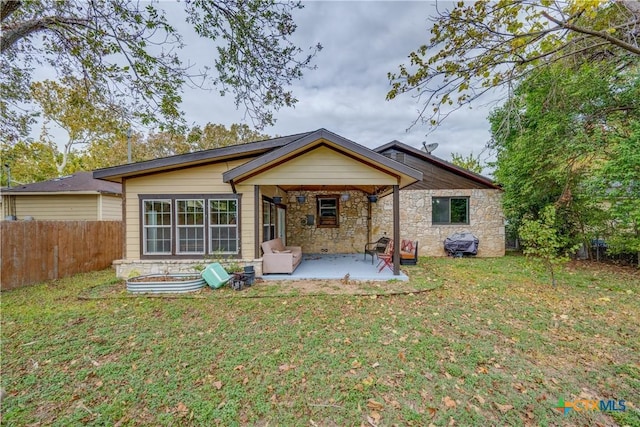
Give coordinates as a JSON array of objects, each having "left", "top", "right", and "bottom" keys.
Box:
[{"left": 432, "top": 196, "right": 470, "bottom": 225}]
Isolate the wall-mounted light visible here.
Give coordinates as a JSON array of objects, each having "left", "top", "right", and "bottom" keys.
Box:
[
  {"left": 272, "top": 196, "right": 282, "bottom": 204},
  {"left": 341, "top": 193, "right": 350, "bottom": 202},
  {"left": 367, "top": 194, "right": 378, "bottom": 203},
  {"left": 296, "top": 195, "right": 306, "bottom": 204}
]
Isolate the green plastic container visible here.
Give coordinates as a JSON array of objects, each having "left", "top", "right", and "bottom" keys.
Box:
[{"left": 201, "top": 263, "right": 231, "bottom": 289}]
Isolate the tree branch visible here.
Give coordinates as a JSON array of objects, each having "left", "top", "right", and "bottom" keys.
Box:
[
  {"left": 541, "top": 11, "right": 640, "bottom": 55},
  {"left": 1, "top": 15, "right": 89, "bottom": 53},
  {"left": 1, "top": 0, "right": 21, "bottom": 23}
]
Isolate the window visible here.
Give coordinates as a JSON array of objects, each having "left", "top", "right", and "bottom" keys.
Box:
[
  {"left": 176, "top": 199, "right": 205, "bottom": 254},
  {"left": 210, "top": 199, "right": 238, "bottom": 254},
  {"left": 432, "top": 197, "right": 469, "bottom": 225},
  {"left": 143, "top": 200, "right": 172, "bottom": 254},
  {"left": 141, "top": 195, "right": 239, "bottom": 257},
  {"left": 317, "top": 195, "right": 339, "bottom": 227},
  {"left": 262, "top": 199, "right": 276, "bottom": 241}
]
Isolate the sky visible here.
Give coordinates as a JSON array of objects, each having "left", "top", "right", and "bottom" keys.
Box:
[{"left": 163, "top": 1, "right": 502, "bottom": 166}]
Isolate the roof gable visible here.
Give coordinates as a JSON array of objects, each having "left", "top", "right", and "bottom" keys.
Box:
[{"left": 223, "top": 129, "right": 422, "bottom": 187}]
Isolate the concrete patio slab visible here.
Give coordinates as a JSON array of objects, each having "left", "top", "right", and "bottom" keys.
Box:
[{"left": 260, "top": 253, "right": 409, "bottom": 281}]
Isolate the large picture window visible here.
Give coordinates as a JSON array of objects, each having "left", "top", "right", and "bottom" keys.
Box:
[
  {"left": 432, "top": 197, "right": 469, "bottom": 225},
  {"left": 141, "top": 195, "right": 239, "bottom": 257}
]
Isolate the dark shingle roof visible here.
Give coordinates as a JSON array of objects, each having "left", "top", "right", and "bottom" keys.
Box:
[{"left": 2, "top": 172, "right": 121, "bottom": 195}]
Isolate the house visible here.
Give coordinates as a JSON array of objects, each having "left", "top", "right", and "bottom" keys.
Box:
[
  {"left": 1, "top": 172, "right": 122, "bottom": 221},
  {"left": 93, "top": 129, "right": 504, "bottom": 278}
]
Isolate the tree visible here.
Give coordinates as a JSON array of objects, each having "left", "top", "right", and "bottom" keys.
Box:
[
  {"left": 387, "top": 0, "right": 640, "bottom": 130},
  {"left": 31, "top": 79, "right": 124, "bottom": 176},
  {"left": 1, "top": 0, "right": 321, "bottom": 143},
  {"left": 519, "top": 205, "right": 577, "bottom": 286},
  {"left": 450, "top": 151, "right": 484, "bottom": 174},
  {"left": 0, "top": 140, "right": 60, "bottom": 186}
]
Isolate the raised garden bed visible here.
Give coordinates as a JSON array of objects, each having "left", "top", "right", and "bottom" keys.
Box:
[{"left": 126, "top": 273, "right": 206, "bottom": 293}]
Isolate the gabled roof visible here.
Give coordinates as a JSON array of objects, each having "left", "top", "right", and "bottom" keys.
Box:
[
  {"left": 222, "top": 129, "right": 423, "bottom": 187},
  {"left": 374, "top": 140, "right": 500, "bottom": 190},
  {"left": 93, "top": 131, "right": 314, "bottom": 183},
  {"left": 2, "top": 172, "right": 121, "bottom": 195}
]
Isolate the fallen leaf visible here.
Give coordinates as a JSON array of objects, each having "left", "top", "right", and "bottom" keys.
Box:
[
  {"left": 371, "top": 362, "right": 380, "bottom": 368},
  {"left": 351, "top": 359, "right": 362, "bottom": 369},
  {"left": 474, "top": 395, "right": 485, "bottom": 405},
  {"left": 476, "top": 366, "right": 488, "bottom": 374},
  {"left": 398, "top": 351, "right": 406, "bottom": 362},
  {"left": 233, "top": 365, "right": 244, "bottom": 371},
  {"left": 176, "top": 402, "right": 188, "bottom": 415},
  {"left": 213, "top": 381, "right": 223, "bottom": 390},
  {"left": 494, "top": 402, "right": 513, "bottom": 413},
  {"left": 427, "top": 407, "right": 438, "bottom": 418},
  {"left": 278, "top": 364, "right": 295, "bottom": 372},
  {"left": 369, "top": 411, "right": 381, "bottom": 423},
  {"left": 366, "top": 399, "right": 384, "bottom": 411},
  {"left": 443, "top": 396, "right": 457, "bottom": 409}
]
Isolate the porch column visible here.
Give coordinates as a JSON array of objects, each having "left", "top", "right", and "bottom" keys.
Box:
[
  {"left": 393, "top": 184, "right": 400, "bottom": 275},
  {"left": 254, "top": 185, "right": 260, "bottom": 259}
]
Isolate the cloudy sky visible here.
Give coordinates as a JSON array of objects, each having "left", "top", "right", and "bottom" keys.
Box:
[{"left": 165, "top": 1, "right": 503, "bottom": 166}]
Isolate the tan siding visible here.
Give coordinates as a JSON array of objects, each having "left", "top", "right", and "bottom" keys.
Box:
[
  {"left": 13, "top": 195, "right": 99, "bottom": 220},
  {"left": 99, "top": 195, "right": 123, "bottom": 220},
  {"left": 244, "top": 146, "right": 398, "bottom": 185},
  {"left": 125, "top": 161, "right": 253, "bottom": 260}
]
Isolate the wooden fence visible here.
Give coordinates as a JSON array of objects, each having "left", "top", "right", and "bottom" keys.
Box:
[{"left": 1, "top": 221, "right": 123, "bottom": 290}]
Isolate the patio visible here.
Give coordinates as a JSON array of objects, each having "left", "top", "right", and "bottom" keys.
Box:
[{"left": 259, "top": 253, "right": 409, "bottom": 282}]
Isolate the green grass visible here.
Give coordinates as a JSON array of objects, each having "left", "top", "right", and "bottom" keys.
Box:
[{"left": 2, "top": 256, "right": 639, "bottom": 426}]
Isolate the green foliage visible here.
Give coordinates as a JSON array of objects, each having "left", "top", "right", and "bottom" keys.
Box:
[
  {"left": 1, "top": 0, "right": 321, "bottom": 143},
  {"left": 450, "top": 151, "right": 484, "bottom": 174},
  {"left": 518, "top": 205, "right": 578, "bottom": 286},
  {"left": 388, "top": 0, "right": 640, "bottom": 129},
  {"left": 587, "top": 122, "right": 640, "bottom": 257},
  {"left": 490, "top": 58, "right": 639, "bottom": 263}
]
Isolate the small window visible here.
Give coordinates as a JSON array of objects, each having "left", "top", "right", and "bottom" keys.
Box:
[
  {"left": 317, "top": 195, "right": 339, "bottom": 227},
  {"left": 432, "top": 197, "right": 469, "bottom": 225},
  {"left": 209, "top": 199, "right": 238, "bottom": 254}
]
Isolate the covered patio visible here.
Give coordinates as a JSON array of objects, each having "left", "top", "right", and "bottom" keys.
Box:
[
  {"left": 222, "top": 129, "right": 423, "bottom": 276},
  {"left": 259, "top": 253, "right": 409, "bottom": 281}
]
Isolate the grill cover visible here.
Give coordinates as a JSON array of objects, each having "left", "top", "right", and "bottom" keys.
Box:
[{"left": 444, "top": 232, "right": 479, "bottom": 256}]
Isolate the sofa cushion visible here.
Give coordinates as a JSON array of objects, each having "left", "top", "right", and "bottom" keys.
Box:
[{"left": 271, "top": 237, "right": 286, "bottom": 252}]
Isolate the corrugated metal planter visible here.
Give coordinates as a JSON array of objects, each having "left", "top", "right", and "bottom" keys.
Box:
[{"left": 126, "top": 274, "right": 206, "bottom": 293}]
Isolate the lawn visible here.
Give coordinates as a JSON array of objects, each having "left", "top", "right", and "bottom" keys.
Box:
[{"left": 1, "top": 255, "right": 638, "bottom": 426}]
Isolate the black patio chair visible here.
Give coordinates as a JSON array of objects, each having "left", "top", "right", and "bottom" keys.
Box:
[{"left": 364, "top": 236, "right": 391, "bottom": 264}]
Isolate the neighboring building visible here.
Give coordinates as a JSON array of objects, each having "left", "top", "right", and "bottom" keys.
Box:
[
  {"left": 93, "top": 129, "right": 504, "bottom": 278},
  {"left": 1, "top": 172, "right": 122, "bottom": 221}
]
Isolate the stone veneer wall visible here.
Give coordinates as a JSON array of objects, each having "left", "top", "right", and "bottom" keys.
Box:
[
  {"left": 371, "top": 189, "right": 505, "bottom": 257},
  {"left": 113, "top": 259, "right": 263, "bottom": 279},
  {"left": 286, "top": 191, "right": 369, "bottom": 253}
]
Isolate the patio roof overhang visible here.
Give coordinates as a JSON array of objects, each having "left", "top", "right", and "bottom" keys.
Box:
[{"left": 222, "top": 129, "right": 422, "bottom": 193}]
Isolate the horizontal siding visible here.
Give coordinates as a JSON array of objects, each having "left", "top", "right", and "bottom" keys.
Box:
[
  {"left": 245, "top": 146, "right": 397, "bottom": 185},
  {"left": 100, "top": 195, "right": 123, "bottom": 220},
  {"left": 14, "top": 195, "right": 99, "bottom": 220},
  {"left": 125, "top": 161, "right": 254, "bottom": 260},
  {"left": 381, "top": 149, "right": 490, "bottom": 189}
]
